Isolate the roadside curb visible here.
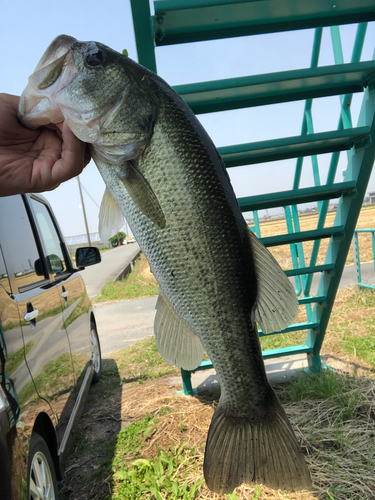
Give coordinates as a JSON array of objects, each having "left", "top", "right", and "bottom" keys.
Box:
[{"left": 114, "top": 247, "right": 142, "bottom": 282}]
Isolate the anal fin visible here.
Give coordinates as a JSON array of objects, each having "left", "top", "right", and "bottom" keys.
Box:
[
  {"left": 248, "top": 228, "right": 299, "bottom": 334},
  {"left": 154, "top": 291, "right": 204, "bottom": 371}
]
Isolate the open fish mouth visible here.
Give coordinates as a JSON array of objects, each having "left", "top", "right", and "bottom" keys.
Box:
[{"left": 18, "top": 35, "right": 78, "bottom": 128}]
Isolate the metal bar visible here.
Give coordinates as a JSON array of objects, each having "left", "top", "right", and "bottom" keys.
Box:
[
  {"left": 130, "top": 0, "right": 157, "bottom": 72},
  {"left": 153, "top": 0, "right": 375, "bottom": 46},
  {"left": 290, "top": 28, "right": 324, "bottom": 302},
  {"left": 350, "top": 227, "right": 375, "bottom": 289},
  {"left": 259, "top": 321, "right": 319, "bottom": 336},
  {"left": 284, "top": 264, "right": 335, "bottom": 277},
  {"left": 298, "top": 295, "right": 327, "bottom": 305},
  {"left": 253, "top": 210, "right": 261, "bottom": 238},
  {"left": 293, "top": 28, "right": 323, "bottom": 191},
  {"left": 290, "top": 205, "right": 309, "bottom": 289},
  {"left": 180, "top": 368, "right": 194, "bottom": 395},
  {"left": 355, "top": 231, "right": 362, "bottom": 285},
  {"left": 304, "top": 154, "right": 341, "bottom": 295},
  {"left": 284, "top": 206, "right": 302, "bottom": 295},
  {"left": 305, "top": 109, "right": 323, "bottom": 216},
  {"left": 173, "top": 61, "right": 375, "bottom": 114},
  {"left": 238, "top": 181, "right": 357, "bottom": 212},
  {"left": 260, "top": 226, "right": 345, "bottom": 247},
  {"left": 178, "top": 343, "right": 314, "bottom": 395},
  {"left": 357, "top": 283, "right": 375, "bottom": 290},
  {"left": 220, "top": 127, "right": 371, "bottom": 167},
  {"left": 331, "top": 26, "right": 353, "bottom": 129},
  {"left": 262, "top": 345, "right": 313, "bottom": 360},
  {"left": 351, "top": 23, "right": 368, "bottom": 63}
]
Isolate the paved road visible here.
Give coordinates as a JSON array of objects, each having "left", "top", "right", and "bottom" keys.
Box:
[
  {"left": 80, "top": 243, "right": 140, "bottom": 299},
  {"left": 94, "top": 297, "right": 157, "bottom": 356},
  {"left": 79, "top": 244, "right": 375, "bottom": 357},
  {"left": 309, "top": 261, "right": 375, "bottom": 294}
]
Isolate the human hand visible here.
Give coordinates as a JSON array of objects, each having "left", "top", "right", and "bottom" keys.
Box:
[{"left": 0, "top": 93, "right": 90, "bottom": 196}]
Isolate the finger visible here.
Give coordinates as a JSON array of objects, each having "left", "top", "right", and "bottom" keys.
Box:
[
  {"left": 60, "top": 121, "right": 88, "bottom": 175},
  {"left": 45, "top": 122, "right": 63, "bottom": 139}
]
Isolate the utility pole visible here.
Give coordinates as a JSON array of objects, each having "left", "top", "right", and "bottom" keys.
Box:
[{"left": 77, "top": 176, "right": 91, "bottom": 247}]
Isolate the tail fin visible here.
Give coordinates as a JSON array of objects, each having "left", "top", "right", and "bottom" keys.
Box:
[{"left": 203, "top": 392, "right": 311, "bottom": 494}]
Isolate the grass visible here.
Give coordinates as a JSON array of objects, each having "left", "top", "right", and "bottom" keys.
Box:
[
  {"left": 323, "top": 287, "right": 375, "bottom": 372},
  {"left": 111, "top": 417, "right": 205, "bottom": 500},
  {"left": 94, "top": 254, "right": 158, "bottom": 303},
  {"left": 106, "top": 336, "right": 179, "bottom": 385},
  {"left": 62, "top": 354, "right": 375, "bottom": 500},
  {"left": 260, "top": 330, "right": 306, "bottom": 351}
]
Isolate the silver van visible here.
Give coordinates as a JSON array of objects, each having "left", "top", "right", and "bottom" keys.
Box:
[{"left": 0, "top": 193, "right": 102, "bottom": 500}]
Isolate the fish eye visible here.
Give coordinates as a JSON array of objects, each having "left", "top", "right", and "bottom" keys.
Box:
[{"left": 85, "top": 49, "right": 105, "bottom": 68}]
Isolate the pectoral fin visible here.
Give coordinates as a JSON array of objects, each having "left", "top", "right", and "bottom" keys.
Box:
[
  {"left": 154, "top": 290, "right": 204, "bottom": 371},
  {"left": 248, "top": 228, "right": 299, "bottom": 334},
  {"left": 119, "top": 162, "right": 166, "bottom": 229},
  {"left": 98, "top": 188, "right": 125, "bottom": 242}
]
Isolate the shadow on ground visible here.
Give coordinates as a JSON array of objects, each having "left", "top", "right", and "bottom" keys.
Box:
[{"left": 59, "top": 358, "right": 125, "bottom": 500}]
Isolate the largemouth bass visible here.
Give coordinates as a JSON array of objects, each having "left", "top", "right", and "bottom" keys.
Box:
[{"left": 19, "top": 35, "right": 311, "bottom": 494}]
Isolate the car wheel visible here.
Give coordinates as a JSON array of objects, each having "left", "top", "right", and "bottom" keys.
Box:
[
  {"left": 27, "top": 433, "right": 58, "bottom": 500},
  {"left": 91, "top": 321, "right": 102, "bottom": 384}
]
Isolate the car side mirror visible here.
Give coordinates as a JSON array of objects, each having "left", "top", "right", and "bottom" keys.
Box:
[
  {"left": 75, "top": 247, "right": 101, "bottom": 269},
  {"left": 47, "top": 254, "right": 64, "bottom": 273},
  {"left": 34, "top": 254, "right": 64, "bottom": 276}
]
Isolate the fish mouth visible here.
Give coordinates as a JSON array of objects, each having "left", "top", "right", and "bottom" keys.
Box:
[{"left": 18, "top": 35, "right": 78, "bottom": 128}]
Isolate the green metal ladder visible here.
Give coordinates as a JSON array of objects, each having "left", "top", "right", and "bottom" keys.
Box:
[{"left": 130, "top": 0, "right": 375, "bottom": 395}]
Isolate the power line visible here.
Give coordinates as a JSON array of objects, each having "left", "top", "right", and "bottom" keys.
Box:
[{"left": 79, "top": 181, "right": 100, "bottom": 208}]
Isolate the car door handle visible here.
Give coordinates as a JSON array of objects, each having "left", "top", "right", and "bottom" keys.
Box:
[
  {"left": 24, "top": 309, "right": 39, "bottom": 322},
  {"left": 61, "top": 291, "right": 69, "bottom": 299}
]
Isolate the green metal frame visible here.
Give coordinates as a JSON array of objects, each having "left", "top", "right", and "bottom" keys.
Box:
[
  {"left": 354, "top": 228, "right": 375, "bottom": 289},
  {"left": 130, "top": 1, "right": 375, "bottom": 395}
]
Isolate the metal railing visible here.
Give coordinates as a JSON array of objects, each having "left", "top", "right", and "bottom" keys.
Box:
[{"left": 354, "top": 228, "right": 375, "bottom": 289}]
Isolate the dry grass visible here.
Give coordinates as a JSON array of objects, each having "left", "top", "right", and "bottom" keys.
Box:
[
  {"left": 258, "top": 205, "right": 375, "bottom": 270},
  {"left": 63, "top": 370, "right": 375, "bottom": 500}
]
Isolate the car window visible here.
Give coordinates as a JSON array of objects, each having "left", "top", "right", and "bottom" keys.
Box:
[
  {"left": 0, "top": 196, "right": 48, "bottom": 292},
  {"left": 30, "top": 198, "right": 67, "bottom": 276}
]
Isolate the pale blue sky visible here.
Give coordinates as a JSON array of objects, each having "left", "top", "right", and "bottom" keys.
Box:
[{"left": 1, "top": 0, "right": 374, "bottom": 236}]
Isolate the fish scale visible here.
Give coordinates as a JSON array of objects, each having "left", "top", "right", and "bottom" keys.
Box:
[
  {"left": 108, "top": 91, "right": 277, "bottom": 421},
  {"left": 19, "top": 34, "right": 311, "bottom": 494}
]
